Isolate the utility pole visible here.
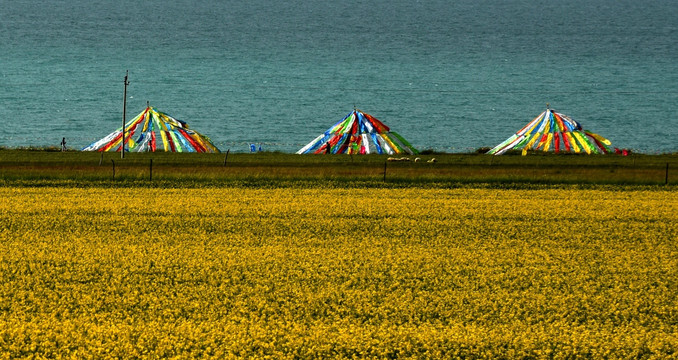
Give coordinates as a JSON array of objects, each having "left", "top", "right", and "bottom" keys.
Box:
[{"left": 122, "top": 70, "right": 129, "bottom": 159}]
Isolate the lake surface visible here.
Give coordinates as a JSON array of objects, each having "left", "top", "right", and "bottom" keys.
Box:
[{"left": 1, "top": 0, "right": 677, "bottom": 153}]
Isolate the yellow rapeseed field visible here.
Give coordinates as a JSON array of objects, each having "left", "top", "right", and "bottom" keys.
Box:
[{"left": 0, "top": 186, "right": 676, "bottom": 359}]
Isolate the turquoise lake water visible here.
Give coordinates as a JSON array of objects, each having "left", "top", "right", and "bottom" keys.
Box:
[{"left": 1, "top": 0, "right": 677, "bottom": 153}]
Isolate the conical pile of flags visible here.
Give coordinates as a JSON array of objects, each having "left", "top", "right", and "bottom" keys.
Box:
[
  {"left": 297, "top": 109, "right": 418, "bottom": 155},
  {"left": 83, "top": 106, "right": 219, "bottom": 153},
  {"left": 487, "top": 107, "right": 612, "bottom": 155}
]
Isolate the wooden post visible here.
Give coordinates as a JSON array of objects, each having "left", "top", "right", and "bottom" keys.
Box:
[
  {"left": 223, "top": 149, "right": 230, "bottom": 166},
  {"left": 150, "top": 158, "right": 153, "bottom": 181},
  {"left": 111, "top": 159, "right": 115, "bottom": 179},
  {"left": 121, "top": 70, "right": 129, "bottom": 159},
  {"left": 99, "top": 151, "right": 103, "bottom": 166},
  {"left": 383, "top": 161, "right": 387, "bottom": 182}
]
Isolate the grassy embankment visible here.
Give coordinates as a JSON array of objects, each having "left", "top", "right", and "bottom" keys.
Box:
[{"left": 0, "top": 149, "right": 677, "bottom": 187}]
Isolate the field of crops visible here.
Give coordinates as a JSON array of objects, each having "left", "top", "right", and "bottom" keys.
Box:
[{"left": 1, "top": 186, "right": 677, "bottom": 358}]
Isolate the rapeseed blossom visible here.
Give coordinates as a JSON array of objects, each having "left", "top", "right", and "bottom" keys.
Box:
[{"left": 0, "top": 187, "right": 676, "bottom": 358}]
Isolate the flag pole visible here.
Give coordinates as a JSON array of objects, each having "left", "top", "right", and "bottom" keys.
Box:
[{"left": 122, "top": 70, "right": 129, "bottom": 159}]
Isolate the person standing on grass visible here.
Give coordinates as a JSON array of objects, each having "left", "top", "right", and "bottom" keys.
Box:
[{"left": 60, "top": 137, "right": 66, "bottom": 152}]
